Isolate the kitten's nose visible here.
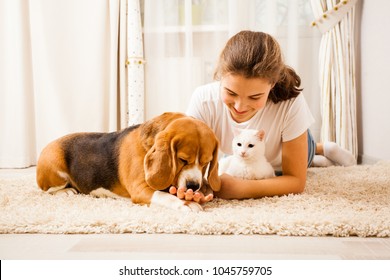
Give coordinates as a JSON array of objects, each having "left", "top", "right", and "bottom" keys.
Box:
[{"left": 240, "top": 151, "right": 246, "bottom": 157}]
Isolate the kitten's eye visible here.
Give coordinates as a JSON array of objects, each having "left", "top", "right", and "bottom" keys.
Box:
[
  {"left": 237, "top": 143, "right": 242, "bottom": 147},
  {"left": 179, "top": 158, "right": 188, "bottom": 165},
  {"left": 248, "top": 144, "right": 254, "bottom": 148}
]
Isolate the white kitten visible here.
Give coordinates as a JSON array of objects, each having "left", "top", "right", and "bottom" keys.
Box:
[{"left": 219, "top": 129, "right": 275, "bottom": 179}]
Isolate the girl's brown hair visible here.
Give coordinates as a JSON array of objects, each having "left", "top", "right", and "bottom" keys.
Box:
[{"left": 214, "top": 31, "right": 302, "bottom": 103}]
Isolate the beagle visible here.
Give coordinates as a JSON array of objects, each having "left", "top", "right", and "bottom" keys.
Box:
[{"left": 36, "top": 112, "right": 221, "bottom": 212}]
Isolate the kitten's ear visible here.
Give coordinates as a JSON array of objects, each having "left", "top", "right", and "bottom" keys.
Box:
[
  {"left": 232, "top": 127, "right": 243, "bottom": 137},
  {"left": 257, "top": 130, "right": 266, "bottom": 141}
]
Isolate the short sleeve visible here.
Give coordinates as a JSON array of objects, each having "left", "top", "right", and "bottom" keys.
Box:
[
  {"left": 186, "top": 82, "right": 221, "bottom": 129},
  {"left": 281, "top": 94, "right": 315, "bottom": 142},
  {"left": 186, "top": 86, "right": 206, "bottom": 121}
]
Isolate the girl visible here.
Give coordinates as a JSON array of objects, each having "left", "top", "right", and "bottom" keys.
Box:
[{"left": 171, "top": 31, "right": 355, "bottom": 202}]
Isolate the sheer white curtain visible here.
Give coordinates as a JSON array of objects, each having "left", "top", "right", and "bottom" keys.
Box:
[
  {"left": 0, "top": 0, "right": 127, "bottom": 168},
  {"left": 143, "top": 0, "right": 322, "bottom": 138},
  {"left": 310, "top": 0, "right": 358, "bottom": 159}
]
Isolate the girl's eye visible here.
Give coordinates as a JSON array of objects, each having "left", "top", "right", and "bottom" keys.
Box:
[
  {"left": 249, "top": 94, "right": 264, "bottom": 100},
  {"left": 248, "top": 144, "right": 254, "bottom": 148},
  {"left": 224, "top": 89, "right": 237, "bottom": 96}
]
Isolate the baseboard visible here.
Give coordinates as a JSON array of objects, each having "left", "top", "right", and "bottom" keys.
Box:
[{"left": 358, "top": 154, "right": 382, "bottom": 165}]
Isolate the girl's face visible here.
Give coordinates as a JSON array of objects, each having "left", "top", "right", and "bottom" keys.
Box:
[{"left": 221, "top": 74, "right": 273, "bottom": 123}]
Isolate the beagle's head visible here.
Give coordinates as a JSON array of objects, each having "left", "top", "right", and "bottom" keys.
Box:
[{"left": 144, "top": 116, "right": 221, "bottom": 193}]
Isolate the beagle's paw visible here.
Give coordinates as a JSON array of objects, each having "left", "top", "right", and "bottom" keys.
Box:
[
  {"left": 183, "top": 201, "right": 203, "bottom": 212},
  {"left": 47, "top": 185, "right": 78, "bottom": 196},
  {"left": 151, "top": 191, "right": 203, "bottom": 212}
]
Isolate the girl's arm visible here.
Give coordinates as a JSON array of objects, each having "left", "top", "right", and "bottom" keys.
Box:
[{"left": 215, "top": 131, "right": 308, "bottom": 199}]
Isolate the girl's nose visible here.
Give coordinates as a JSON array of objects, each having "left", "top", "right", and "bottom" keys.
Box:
[{"left": 234, "top": 99, "right": 247, "bottom": 112}]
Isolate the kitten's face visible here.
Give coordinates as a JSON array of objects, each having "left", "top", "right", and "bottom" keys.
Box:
[{"left": 232, "top": 129, "right": 265, "bottom": 159}]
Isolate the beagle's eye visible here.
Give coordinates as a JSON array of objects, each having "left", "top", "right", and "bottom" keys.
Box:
[{"left": 179, "top": 158, "right": 188, "bottom": 165}]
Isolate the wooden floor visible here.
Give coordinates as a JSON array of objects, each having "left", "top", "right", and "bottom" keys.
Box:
[{"left": 1, "top": 233, "right": 390, "bottom": 260}]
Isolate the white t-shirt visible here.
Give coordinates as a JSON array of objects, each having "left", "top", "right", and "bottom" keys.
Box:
[{"left": 186, "top": 82, "right": 315, "bottom": 171}]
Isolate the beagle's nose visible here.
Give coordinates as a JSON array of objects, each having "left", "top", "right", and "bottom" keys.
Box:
[{"left": 186, "top": 181, "right": 200, "bottom": 191}]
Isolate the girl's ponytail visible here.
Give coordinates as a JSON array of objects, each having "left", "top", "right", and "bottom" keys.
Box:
[{"left": 268, "top": 65, "right": 302, "bottom": 103}]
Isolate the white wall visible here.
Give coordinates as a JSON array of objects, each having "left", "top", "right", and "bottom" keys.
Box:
[{"left": 358, "top": 0, "right": 390, "bottom": 162}]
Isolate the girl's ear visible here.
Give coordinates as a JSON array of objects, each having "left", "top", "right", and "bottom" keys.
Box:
[
  {"left": 232, "top": 127, "right": 243, "bottom": 137},
  {"left": 257, "top": 130, "right": 265, "bottom": 141}
]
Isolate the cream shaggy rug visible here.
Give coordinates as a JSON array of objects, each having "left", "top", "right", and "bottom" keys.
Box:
[{"left": 1, "top": 161, "right": 390, "bottom": 237}]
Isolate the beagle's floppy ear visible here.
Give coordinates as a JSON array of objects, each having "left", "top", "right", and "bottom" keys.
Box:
[
  {"left": 206, "top": 143, "right": 221, "bottom": 192},
  {"left": 144, "top": 131, "right": 176, "bottom": 190},
  {"left": 140, "top": 112, "right": 186, "bottom": 151}
]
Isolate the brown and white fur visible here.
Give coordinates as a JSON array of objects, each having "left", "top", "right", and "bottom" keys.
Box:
[{"left": 36, "top": 112, "right": 221, "bottom": 212}]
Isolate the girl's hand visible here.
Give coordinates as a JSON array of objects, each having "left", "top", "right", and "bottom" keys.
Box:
[
  {"left": 169, "top": 186, "right": 213, "bottom": 204},
  {"left": 169, "top": 174, "right": 244, "bottom": 202}
]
